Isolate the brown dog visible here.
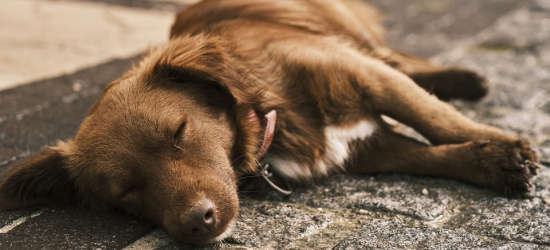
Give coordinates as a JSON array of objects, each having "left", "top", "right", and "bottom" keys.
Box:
[{"left": 0, "top": 0, "right": 540, "bottom": 245}]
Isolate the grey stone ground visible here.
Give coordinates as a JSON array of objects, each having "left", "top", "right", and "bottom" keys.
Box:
[{"left": 1, "top": 0, "right": 550, "bottom": 249}]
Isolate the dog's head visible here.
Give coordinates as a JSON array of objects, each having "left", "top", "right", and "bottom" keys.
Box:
[{"left": 0, "top": 36, "right": 262, "bottom": 245}]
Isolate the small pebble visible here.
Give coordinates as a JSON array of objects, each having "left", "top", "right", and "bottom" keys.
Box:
[
  {"left": 422, "top": 188, "right": 429, "bottom": 195},
  {"left": 72, "top": 82, "right": 83, "bottom": 92},
  {"left": 358, "top": 209, "right": 369, "bottom": 214}
]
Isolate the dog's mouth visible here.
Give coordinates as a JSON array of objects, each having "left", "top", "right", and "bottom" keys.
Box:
[
  {"left": 168, "top": 196, "right": 238, "bottom": 245},
  {"left": 209, "top": 216, "right": 238, "bottom": 244}
]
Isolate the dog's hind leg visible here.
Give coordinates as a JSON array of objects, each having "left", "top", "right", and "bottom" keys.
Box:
[
  {"left": 282, "top": 41, "right": 527, "bottom": 145},
  {"left": 345, "top": 127, "right": 539, "bottom": 196},
  {"left": 353, "top": 56, "right": 501, "bottom": 145},
  {"left": 383, "top": 51, "right": 488, "bottom": 101},
  {"left": 317, "top": 0, "right": 487, "bottom": 101}
]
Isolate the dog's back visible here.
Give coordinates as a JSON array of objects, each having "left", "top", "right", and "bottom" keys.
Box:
[{"left": 172, "top": 0, "right": 385, "bottom": 51}]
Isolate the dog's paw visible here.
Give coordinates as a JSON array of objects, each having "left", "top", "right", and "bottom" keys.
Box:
[
  {"left": 414, "top": 68, "right": 489, "bottom": 101},
  {"left": 475, "top": 139, "right": 540, "bottom": 197},
  {"left": 453, "top": 69, "right": 489, "bottom": 100}
]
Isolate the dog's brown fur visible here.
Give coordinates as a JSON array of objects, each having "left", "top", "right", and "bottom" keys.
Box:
[{"left": 0, "top": 0, "right": 539, "bottom": 245}]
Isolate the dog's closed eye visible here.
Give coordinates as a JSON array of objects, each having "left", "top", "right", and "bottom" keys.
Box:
[
  {"left": 173, "top": 121, "right": 187, "bottom": 151},
  {"left": 118, "top": 185, "right": 140, "bottom": 201}
]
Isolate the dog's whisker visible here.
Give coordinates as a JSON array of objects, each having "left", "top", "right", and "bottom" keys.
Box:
[{"left": 230, "top": 154, "right": 248, "bottom": 166}]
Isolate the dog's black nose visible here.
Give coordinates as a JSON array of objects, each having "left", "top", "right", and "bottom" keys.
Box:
[{"left": 182, "top": 198, "right": 217, "bottom": 236}]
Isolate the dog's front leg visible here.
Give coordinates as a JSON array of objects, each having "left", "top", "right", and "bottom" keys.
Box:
[{"left": 345, "top": 126, "right": 538, "bottom": 196}]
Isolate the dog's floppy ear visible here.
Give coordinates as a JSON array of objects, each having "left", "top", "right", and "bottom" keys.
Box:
[
  {"left": 145, "top": 36, "right": 258, "bottom": 107},
  {"left": 0, "top": 142, "right": 77, "bottom": 210}
]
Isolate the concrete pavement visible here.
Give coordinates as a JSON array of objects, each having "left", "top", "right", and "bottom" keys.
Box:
[{"left": 1, "top": 0, "right": 549, "bottom": 249}]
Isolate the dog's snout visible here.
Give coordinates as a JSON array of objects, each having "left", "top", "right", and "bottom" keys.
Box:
[{"left": 182, "top": 198, "right": 217, "bottom": 236}]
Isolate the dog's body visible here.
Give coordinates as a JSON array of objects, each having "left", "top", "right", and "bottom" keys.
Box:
[{"left": 0, "top": 0, "right": 539, "bottom": 245}]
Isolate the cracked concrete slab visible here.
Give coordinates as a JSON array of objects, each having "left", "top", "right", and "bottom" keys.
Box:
[
  {"left": 0, "top": 207, "right": 154, "bottom": 249},
  {"left": 333, "top": 219, "right": 544, "bottom": 250},
  {"left": 446, "top": 198, "right": 550, "bottom": 245},
  {"left": 264, "top": 174, "right": 459, "bottom": 221}
]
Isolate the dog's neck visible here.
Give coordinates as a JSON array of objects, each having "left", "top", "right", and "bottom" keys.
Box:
[{"left": 248, "top": 109, "right": 293, "bottom": 195}]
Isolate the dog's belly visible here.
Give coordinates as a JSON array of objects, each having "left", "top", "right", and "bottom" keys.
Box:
[{"left": 268, "top": 119, "right": 377, "bottom": 180}]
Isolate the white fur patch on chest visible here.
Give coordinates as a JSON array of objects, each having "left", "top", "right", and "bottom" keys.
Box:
[
  {"left": 268, "top": 119, "right": 377, "bottom": 180},
  {"left": 322, "top": 119, "right": 377, "bottom": 169}
]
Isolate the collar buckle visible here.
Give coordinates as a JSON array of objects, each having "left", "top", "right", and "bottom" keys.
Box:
[{"left": 258, "top": 162, "right": 293, "bottom": 195}]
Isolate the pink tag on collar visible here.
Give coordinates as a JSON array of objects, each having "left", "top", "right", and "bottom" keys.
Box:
[{"left": 248, "top": 110, "right": 277, "bottom": 159}]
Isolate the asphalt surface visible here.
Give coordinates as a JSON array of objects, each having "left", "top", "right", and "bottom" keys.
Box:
[{"left": 1, "top": 0, "right": 549, "bottom": 249}]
